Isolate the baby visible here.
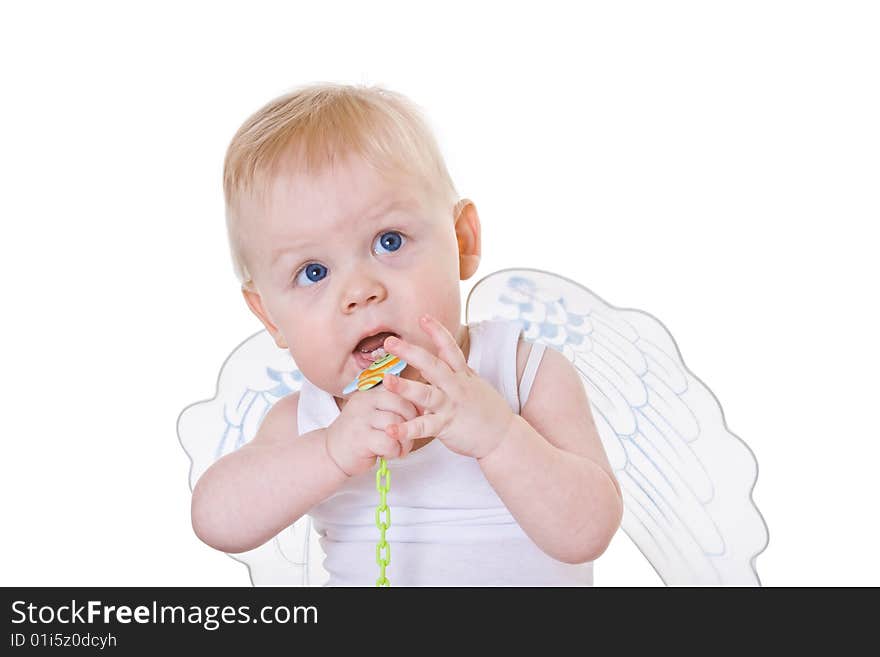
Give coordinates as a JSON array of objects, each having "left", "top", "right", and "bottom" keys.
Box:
[{"left": 191, "top": 83, "right": 623, "bottom": 586}]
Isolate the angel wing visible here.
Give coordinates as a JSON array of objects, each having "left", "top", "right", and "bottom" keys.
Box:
[
  {"left": 176, "top": 330, "right": 329, "bottom": 586},
  {"left": 466, "top": 268, "right": 769, "bottom": 585}
]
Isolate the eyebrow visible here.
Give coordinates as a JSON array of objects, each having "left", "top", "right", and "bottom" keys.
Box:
[{"left": 270, "top": 198, "right": 413, "bottom": 267}]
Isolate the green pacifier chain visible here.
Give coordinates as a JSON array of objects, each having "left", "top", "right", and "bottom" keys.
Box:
[
  {"left": 343, "top": 349, "right": 407, "bottom": 587},
  {"left": 375, "top": 456, "right": 391, "bottom": 586}
]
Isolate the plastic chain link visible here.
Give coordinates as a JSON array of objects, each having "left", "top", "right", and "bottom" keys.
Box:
[{"left": 375, "top": 457, "right": 391, "bottom": 586}]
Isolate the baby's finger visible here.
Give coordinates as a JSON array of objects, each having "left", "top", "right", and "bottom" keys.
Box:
[
  {"left": 370, "top": 410, "right": 409, "bottom": 432},
  {"left": 384, "top": 334, "right": 453, "bottom": 388},
  {"left": 386, "top": 412, "right": 445, "bottom": 442},
  {"left": 375, "top": 387, "right": 420, "bottom": 421},
  {"left": 419, "top": 314, "right": 468, "bottom": 372},
  {"left": 384, "top": 374, "right": 443, "bottom": 414},
  {"left": 370, "top": 431, "right": 402, "bottom": 459}
]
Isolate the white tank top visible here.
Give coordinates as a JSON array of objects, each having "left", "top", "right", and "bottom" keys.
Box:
[{"left": 297, "top": 318, "right": 594, "bottom": 586}]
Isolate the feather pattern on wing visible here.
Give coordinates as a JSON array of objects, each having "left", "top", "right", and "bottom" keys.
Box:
[{"left": 466, "top": 269, "right": 768, "bottom": 585}]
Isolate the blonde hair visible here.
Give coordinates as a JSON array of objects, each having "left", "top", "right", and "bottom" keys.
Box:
[{"left": 223, "top": 82, "right": 460, "bottom": 285}]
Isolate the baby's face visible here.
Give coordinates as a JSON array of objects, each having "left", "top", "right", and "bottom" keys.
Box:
[{"left": 240, "top": 154, "right": 469, "bottom": 397}]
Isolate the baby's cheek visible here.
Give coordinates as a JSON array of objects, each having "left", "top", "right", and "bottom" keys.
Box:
[{"left": 291, "top": 350, "right": 329, "bottom": 384}]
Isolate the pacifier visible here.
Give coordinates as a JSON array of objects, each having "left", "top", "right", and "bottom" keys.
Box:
[{"left": 343, "top": 348, "right": 407, "bottom": 394}]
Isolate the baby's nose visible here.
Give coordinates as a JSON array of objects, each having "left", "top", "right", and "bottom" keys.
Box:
[{"left": 342, "top": 280, "right": 386, "bottom": 313}]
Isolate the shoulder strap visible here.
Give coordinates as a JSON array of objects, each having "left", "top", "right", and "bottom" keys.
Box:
[{"left": 518, "top": 342, "right": 546, "bottom": 411}]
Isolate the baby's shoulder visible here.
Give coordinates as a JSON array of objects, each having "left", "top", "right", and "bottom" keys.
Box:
[
  {"left": 515, "top": 337, "right": 584, "bottom": 413},
  {"left": 250, "top": 390, "right": 301, "bottom": 446}
]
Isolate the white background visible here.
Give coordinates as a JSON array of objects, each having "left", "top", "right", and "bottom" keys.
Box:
[{"left": 1, "top": 1, "right": 877, "bottom": 587}]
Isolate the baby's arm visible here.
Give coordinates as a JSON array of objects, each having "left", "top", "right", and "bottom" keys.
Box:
[
  {"left": 477, "top": 339, "right": 623, "bottom": 564},
  {"left": 190, "top": 391, "right": 347, "bottom": 554}
]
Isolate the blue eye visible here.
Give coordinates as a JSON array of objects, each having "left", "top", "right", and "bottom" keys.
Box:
[
  {"left": 295, "top": 262, "right": 328, "bottom": 286},
  {"left": 374, "top": 230, "right": 406, "bottom": 254}
]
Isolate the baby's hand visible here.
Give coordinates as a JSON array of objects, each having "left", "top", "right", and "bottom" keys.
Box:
[
  {"left": 325, "top": 385, "right": 420, "bottom": 477},
  {"left": 383, "top": 314, "right": 516, "bottom": 460}
]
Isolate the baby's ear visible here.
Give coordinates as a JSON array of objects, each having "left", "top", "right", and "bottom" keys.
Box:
[
  {"left": 454, "top": 199, "right": 481, "bottom": 280},
  {"left": 241, "top": 285, "right": 288, "bottom": 349}
]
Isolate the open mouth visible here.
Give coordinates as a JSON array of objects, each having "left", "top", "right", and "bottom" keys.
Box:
[{"left": 352, "top": 330, "right": 399, "bottom": 369}]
